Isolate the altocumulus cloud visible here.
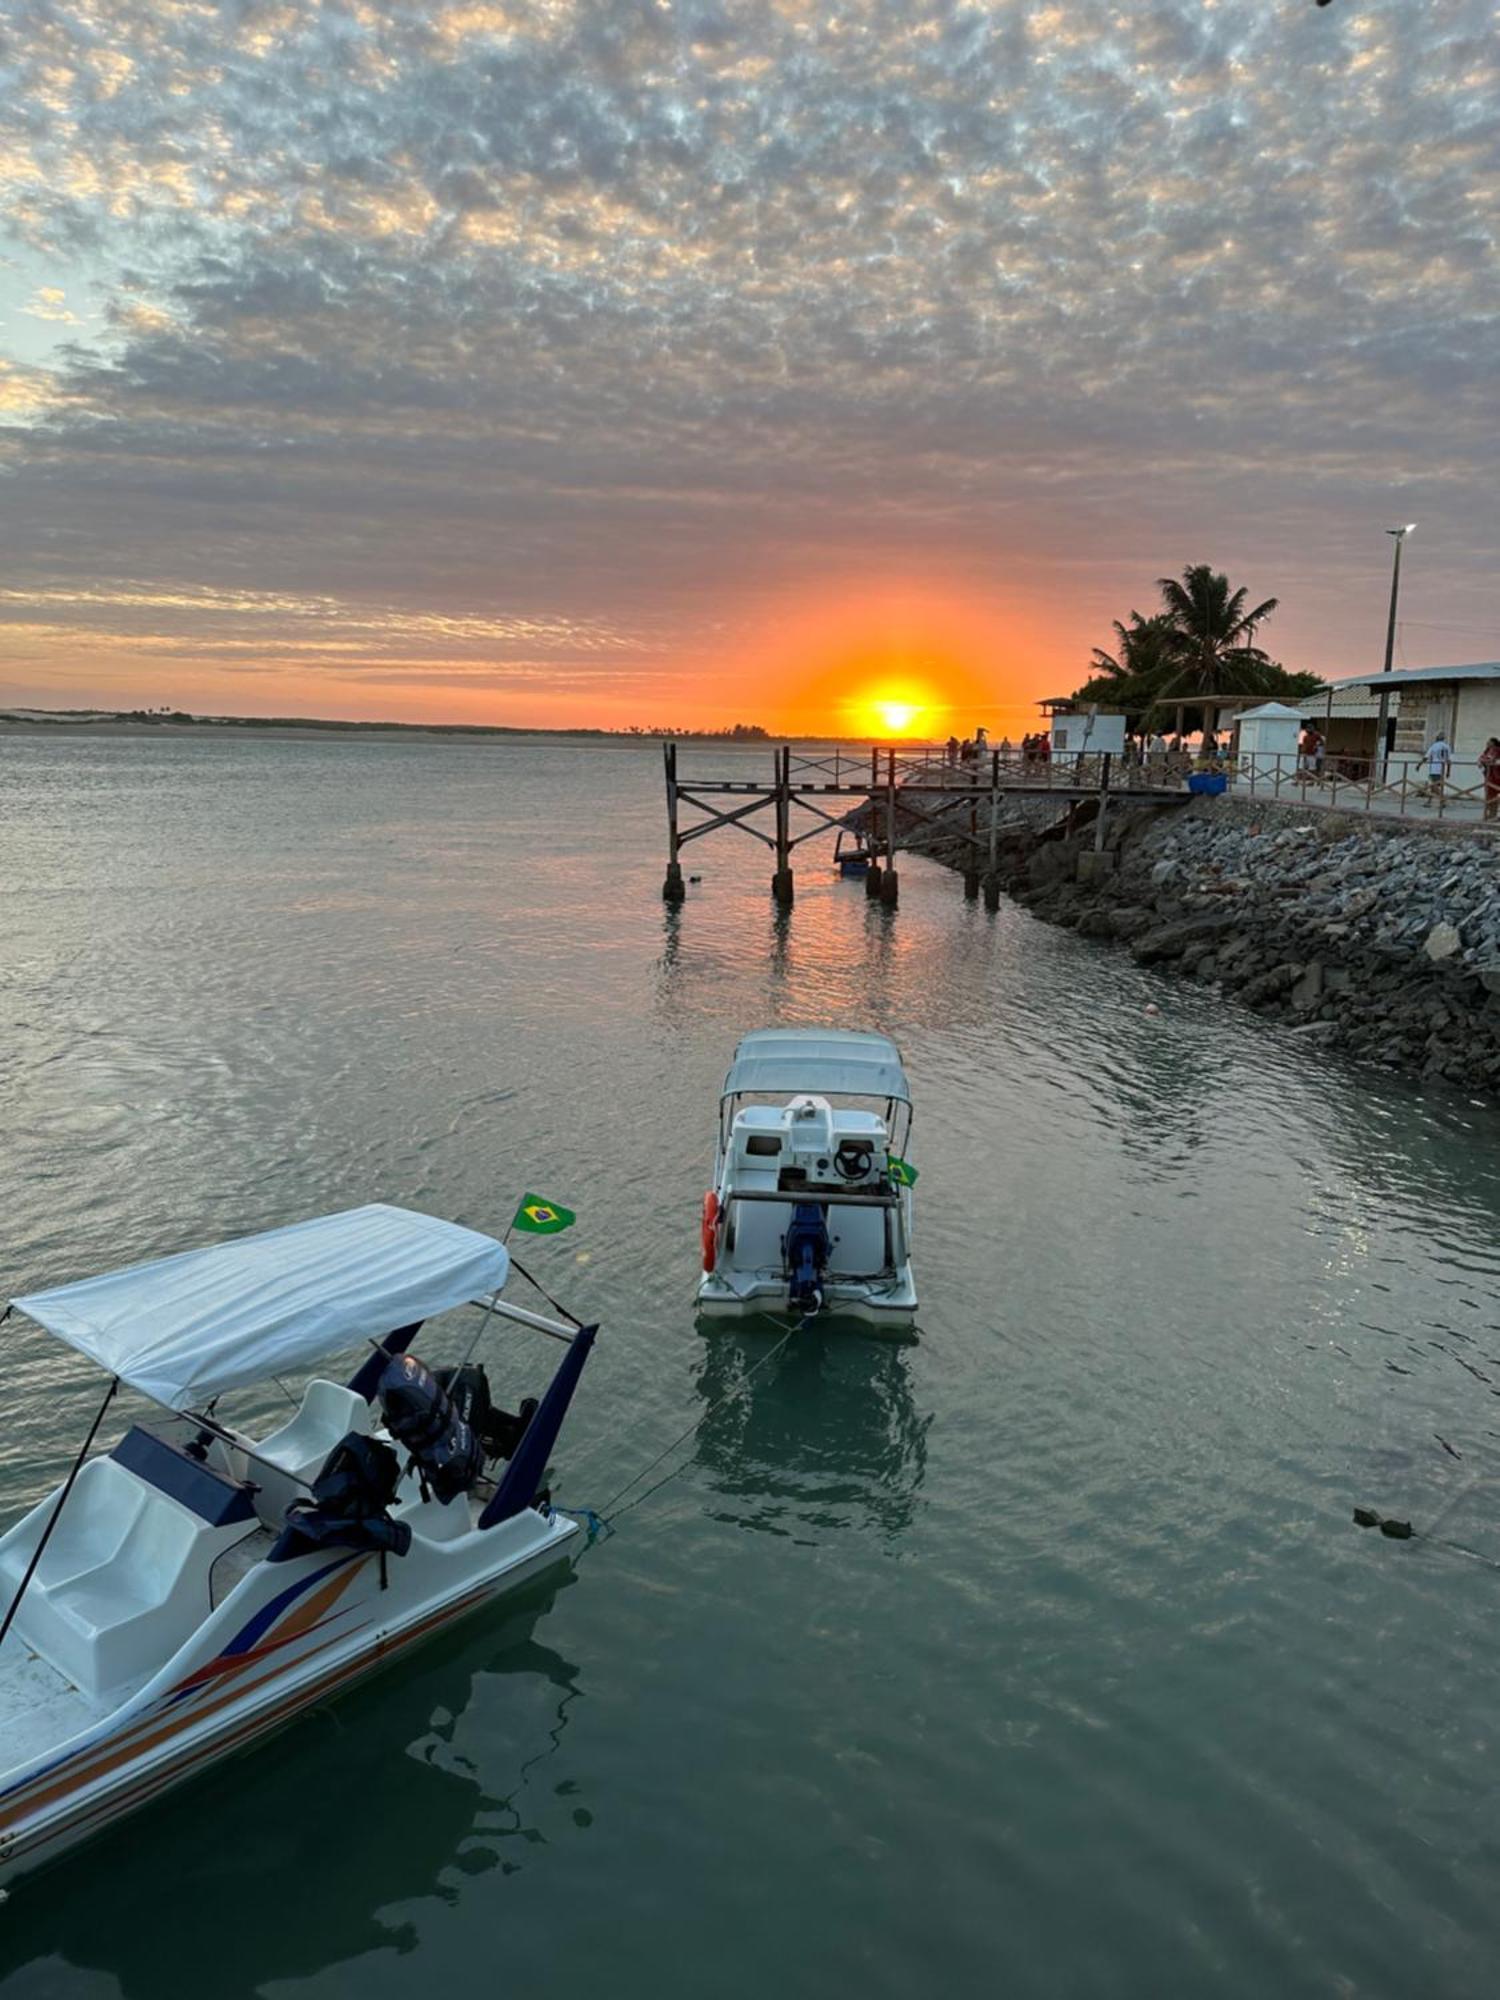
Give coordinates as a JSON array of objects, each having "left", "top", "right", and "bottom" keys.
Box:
[{"left": 0, "top": 0, "right": 1497, "bottom": 711}]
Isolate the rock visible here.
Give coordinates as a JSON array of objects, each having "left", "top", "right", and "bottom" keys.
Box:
[
  {"left": 1240, "top": 963, "right": 1301, "bottom": 1007},
  {"left": 1425, "top": 922, "right": 1462, "bottom": 962},
  {"left": 1290, "top": 962, "right": 1325, "bottom": 1011},
  {"left": 1150, "top": 859, "right": 1179, "bottom": 886},
  {"left": 1130, "top": 915, "right": 1238, "bottom": 965}
]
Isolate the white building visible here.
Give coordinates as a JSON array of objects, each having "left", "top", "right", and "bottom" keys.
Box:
[{"left": 1300, "top": 663, "right": 1500, "bottom": 774}]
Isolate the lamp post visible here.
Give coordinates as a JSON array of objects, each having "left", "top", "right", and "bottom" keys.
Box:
[{"left": 1374, "top": 523, "right": 1415, "bottom": 779}]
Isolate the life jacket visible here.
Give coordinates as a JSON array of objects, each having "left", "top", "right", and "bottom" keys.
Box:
[
  {"left": 271, "top": 1431, "right": 411, "bottom": 1560},
  {"left": 379, "top": 1353, "right": 485, "bottom": 1504}
]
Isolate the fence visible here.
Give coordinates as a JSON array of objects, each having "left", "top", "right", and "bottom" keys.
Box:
[
  {"left": 887, "top": 743, "right": 1498, "bottom": 824},
  {"left": 1231, "top": 752, "right": 1499, "bottom": 824}
]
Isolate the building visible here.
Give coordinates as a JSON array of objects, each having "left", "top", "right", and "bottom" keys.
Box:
[{"left": 1301, "top": 663, "right": 1500, "bottom": 772}]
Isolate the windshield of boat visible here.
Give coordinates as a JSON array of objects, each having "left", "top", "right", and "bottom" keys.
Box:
[{"left": 719, "top": 1090, "right": 912, "bottom": 1155}]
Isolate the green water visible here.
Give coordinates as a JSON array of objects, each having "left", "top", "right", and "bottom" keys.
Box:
[{"left": 2, "top": 733, "right": 1499, "bottom": 1999}]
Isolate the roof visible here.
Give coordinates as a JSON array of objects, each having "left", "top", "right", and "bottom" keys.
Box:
[
  {"left": 1237, "top": 702, "right": 1304, "bottom": 720},
  {"left": 723, "top": 1028, "right": 911, "bottom": 1104},
  {"left": 1329, "top": 662, "right": 1500, "bottom": 691},
  {"left": 11, "top": 1204, "right": 509, "bottom": 1411}
]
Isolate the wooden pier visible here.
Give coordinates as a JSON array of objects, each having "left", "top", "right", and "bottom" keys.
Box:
[{"left": 661, "top": 743, "right": 1188, "bottom": 908}]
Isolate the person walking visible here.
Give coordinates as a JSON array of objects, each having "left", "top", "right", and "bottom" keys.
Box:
[
  {"left": 1426, "top": 731, "right": 1452, "bottom": 799},
  {"left": 1480, "top": 736, "right": 1500, "bottom": 822}
]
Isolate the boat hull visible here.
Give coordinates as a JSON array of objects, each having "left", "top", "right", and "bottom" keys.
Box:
[{"left": 0, "top": 1509, "right": 578, "bottom": 1896}]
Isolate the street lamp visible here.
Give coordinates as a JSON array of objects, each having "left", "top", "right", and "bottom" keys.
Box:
[{"left": 1374, "top": 522, "right": 1415, "bottom": 779}]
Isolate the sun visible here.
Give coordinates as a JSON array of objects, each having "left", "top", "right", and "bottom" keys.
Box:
[{"left": 877, "top": 699, "right": 918, "bottom": 734}]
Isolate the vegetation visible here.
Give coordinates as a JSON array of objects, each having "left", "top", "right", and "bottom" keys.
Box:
[{"left": 1073, "top": 564, "right": 1323, "bottom": 732}]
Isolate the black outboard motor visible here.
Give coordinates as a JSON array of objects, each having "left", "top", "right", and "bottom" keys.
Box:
[
  {"left": 784, "top": 1201, "right": 831, "bottom": 1316},
  {"left": 379, "top": 1353, "right": 484, "bottom": 1504},
  {"left": 269, "top": 1433, "right": 411, "bottom": 1561}
]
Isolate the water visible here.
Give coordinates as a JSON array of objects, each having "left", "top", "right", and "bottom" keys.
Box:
[{"left": 3, "top": 731, "right": 1500, "bottom": 1998}]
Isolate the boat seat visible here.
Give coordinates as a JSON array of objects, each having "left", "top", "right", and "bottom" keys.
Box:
[
  {"left": 0, "top": 1454, "right": 256, "bottom": 1699},
  {"left": 246, "top": 1380, "right": 372, "bottom": 1527}
]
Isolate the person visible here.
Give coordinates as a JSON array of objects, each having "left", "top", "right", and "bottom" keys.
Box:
[
  {"left": 973, "top": 725, "right": 988, "bottom": 762},
  {"left": 1426, "top": 731, "right": 1452, "bottom": 798},
  {"left": 998, "top": 736, "right": 1013, "bottom": 760},
  {"left": 1480, "top": 737, "right": 1500, "bottom": 822},
  {"left": 946, "top": 735, "right": 959, "bottom": 768},
  {"left": 1037, "top": 730, "right": 1052, "bottom": 764},
  {"left": 960, "top": 737, "right": 974, "bottom": 764}
]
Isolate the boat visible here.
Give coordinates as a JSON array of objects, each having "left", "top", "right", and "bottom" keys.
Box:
[
  {"left": 697, "top": 1029, "right": 917, "bottom": 1327},
  {"left": 0, "top": 1203, "right": 596, "bottom": 1896},
  {"left": 833, "top": 825, "right": 873, "bottom": 876}
]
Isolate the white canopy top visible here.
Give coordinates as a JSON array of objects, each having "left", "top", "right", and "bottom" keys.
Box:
[
  {"left": 723, "top": 1028, "right": 911, "bottom": 1104},
  {"left": 11, "top": 1204, "right": 510, "bottom": 1412}
]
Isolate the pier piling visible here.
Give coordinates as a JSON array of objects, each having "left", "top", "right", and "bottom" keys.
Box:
[
  {"left": 662, "top": 742, "right": 686, "bottom": 902},
  {"left": 772, "top": 745, "right": 795, "bottom": 904},
  {"left": 880, "top": 749, "right": 899, "bottom": 906}
]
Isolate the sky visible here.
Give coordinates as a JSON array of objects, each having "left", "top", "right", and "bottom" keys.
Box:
[{"left": 1, "top": 0, "right": 1497, "bottom": 735}]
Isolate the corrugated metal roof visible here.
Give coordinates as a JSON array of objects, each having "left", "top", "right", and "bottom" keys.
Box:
[{"left": 1329, "top": 662, "right": 1500, "bottom": 691}]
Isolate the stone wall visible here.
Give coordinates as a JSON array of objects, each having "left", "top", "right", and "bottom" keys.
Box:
[{"left": 990, "top": 796, "right": 1500, "bottom": 1093}]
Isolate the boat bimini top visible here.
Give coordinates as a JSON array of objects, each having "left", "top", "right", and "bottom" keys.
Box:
[
  {"left": 11, "top": 1204, "right": 512, "bottom": 1412},
  {"left": 719, "top": 1029, "right": 912, "bottom": 1147}
]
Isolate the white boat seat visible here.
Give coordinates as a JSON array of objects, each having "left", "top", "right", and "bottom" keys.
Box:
[
  {"left": 246, "top": 1380, "right": 372, "bottom": 1527},
  {"left": 0, "top": 1449, "right": 256, "bottom": 1699}
]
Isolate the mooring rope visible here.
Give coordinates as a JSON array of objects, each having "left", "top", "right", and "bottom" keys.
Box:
[{"left": 562, "top": 1307, "right": 816, "bottom": 1545}]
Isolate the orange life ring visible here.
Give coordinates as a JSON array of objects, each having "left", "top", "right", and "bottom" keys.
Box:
[{"left": 701, "top": 1191, "right": 720, "bottom": 1272}]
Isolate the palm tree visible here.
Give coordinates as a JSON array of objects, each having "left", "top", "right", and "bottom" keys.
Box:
[
  {"left": 1152, "top": 564, "right": 1280, "bottom": 743},
  {"left": 1089, "top": 611, "right": 1178, "bottom": 685}
]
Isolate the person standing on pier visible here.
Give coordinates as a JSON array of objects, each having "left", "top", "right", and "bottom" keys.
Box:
[{"left": 1480, "top": 737, "right": 1500, "bottom": 822}]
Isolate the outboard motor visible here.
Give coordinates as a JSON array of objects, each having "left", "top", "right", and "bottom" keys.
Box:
[
  {"left": 379, "top": 1353, "right": 484, "bottom": 1504},
  {"left": 433, "top": 1363, "right": 538, "bottom": 1464},
  {"left": 784, "top": 1201, "right": 831, "bottom": 1317},
  {"left": 270, "top": 1433, "right": 412, "bottom": 1561}
]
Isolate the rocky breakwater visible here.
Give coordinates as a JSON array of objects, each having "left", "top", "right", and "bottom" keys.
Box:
[{"left": 1004, "top": 797, "right": 1500, "bottom": 1092}]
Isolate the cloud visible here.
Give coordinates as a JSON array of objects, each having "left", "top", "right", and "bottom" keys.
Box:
[
  {"left": 1, "top": 0, "right": 1498, "bottom": 714},
  {"left": 20, "top": 286, "right": 79, "bottom": 323}
]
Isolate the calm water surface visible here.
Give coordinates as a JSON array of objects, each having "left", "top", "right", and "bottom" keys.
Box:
[{"left": 2, "top": 733, "right": 1500, "bottom": 1999}]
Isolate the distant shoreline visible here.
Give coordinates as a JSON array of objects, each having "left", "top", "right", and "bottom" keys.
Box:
[{"left": 0, "top": 713, "right": 897, "bottom": 749}]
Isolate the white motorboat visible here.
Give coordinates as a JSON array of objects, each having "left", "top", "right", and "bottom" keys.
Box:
[
  {"left": 0, "top": 1203, "right": 595, "bottom": 1896},
  {"left": 697, "top": 1029, "right": 917, "bottom": 1327}
]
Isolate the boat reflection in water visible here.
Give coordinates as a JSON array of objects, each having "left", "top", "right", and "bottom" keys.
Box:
[
  {"left": 689, "top": 1324, "right": 929, "bottom": 1542},
  {"left": 2, "top": 1573, "right": 585, "bottom": 1995}
]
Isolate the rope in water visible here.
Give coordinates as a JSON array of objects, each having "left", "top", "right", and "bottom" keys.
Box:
[{"left": 562, "top": 1308, "right": 814, "bottom": 1545}]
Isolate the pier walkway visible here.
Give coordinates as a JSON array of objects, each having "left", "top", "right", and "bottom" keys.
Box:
[{"left": 660, "top": 743, "right": 1186, "bottom": 907}]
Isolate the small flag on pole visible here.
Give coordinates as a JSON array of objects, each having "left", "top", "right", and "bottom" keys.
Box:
[
  {"left": 511, "top": 1193, "right": 577, "bottom": 1236},
  {"left": 887, "top": 1157, "right": 918, "bottom": 1188}
]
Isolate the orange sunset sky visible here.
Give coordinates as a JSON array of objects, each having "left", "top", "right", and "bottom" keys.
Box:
[{"left": 2, "top": 3, "right": 1496, "bottom": 733}]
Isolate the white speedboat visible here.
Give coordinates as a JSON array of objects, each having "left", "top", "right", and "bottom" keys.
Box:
[
  {"left": 697, "top": 1029, "right": 917, "bottom": 1327},
  {"left": 0, "top": 1204, "right": 595, "bottom": 1896}
]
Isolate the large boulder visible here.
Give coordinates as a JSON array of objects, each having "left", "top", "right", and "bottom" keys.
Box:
[{"left": 1130, "top": 914, "right": 1238, "bottom": 965}]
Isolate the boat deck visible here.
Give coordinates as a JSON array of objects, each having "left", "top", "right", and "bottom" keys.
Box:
[
  {"left": 210, "top": 1526, "right": 275, "bottom": 1606},
  {"left": 0, "top": 1630, "right": 116, "bottom": 1774}
]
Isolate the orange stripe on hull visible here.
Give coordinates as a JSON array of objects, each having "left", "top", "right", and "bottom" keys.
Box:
[{"left": 0, "top": 1570, "right": 512, "bottom": 1867}]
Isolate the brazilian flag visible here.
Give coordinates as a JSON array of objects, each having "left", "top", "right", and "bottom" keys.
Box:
[
  {"left": 511, "top": 1193, "right": 577, "bottom": 1236},
  {"left": 888, "top": 1156, "right": 918, "bottom": 1188}
]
